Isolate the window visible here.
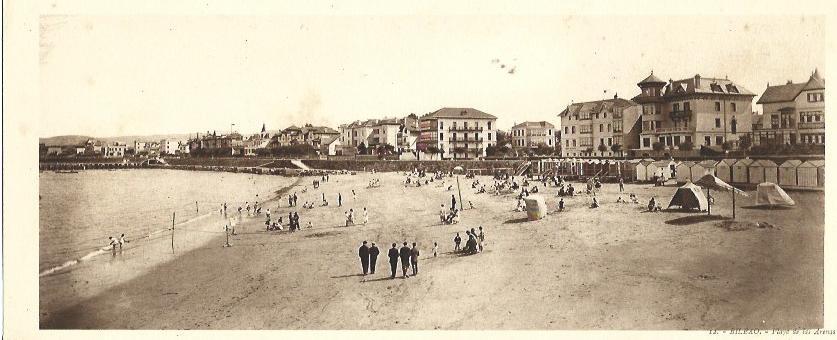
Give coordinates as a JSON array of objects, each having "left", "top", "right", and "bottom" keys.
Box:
[
  {"left": 439, "top": 133, "right": 443, "bottom": 140},
  {"left": 613, "top": 120, "right": 623, "bottom": 133},
  {"left": 685, "top": 136, "right": 692, "bottom": 144},
  {"left": 572, "top": 140, "right": 577, "bottom": 147},
  {"left": 673, "top": 103, "right": 680, "bottom": 112},
  {"left": 566, "top": 140, "right": 570, "bottom": 147},
  {"left": 607, "top": 123, "right": 611, "bottom": 132},
  {"left": 643, "top": 104, "right": 656, "bottom": 115},
  {"left": 674, "top": 136, "right": 681, "bottom": 145},
  {"left": 548, "top": 139, "right": 552, "bottom": 146},
  {"left": 548, "top": 129, "right": 552, "bottom": 136},
  {"left": 474, "top": 132, "right": 479, "bottom": 140},
  {"left": 715, "top": 118, "right": 721, "bottom": 128},
  {"left": 716, "top": 136, "right": 723, "bottom": 145},
  {"left": 643, "top": 137, "right": 650, "bottom": 147},
  {"left": 684, "top": 102, "right": 690, "bottom": 111},
  {"left": 659, "top": 136, "right": 665, "bottom": 144},
  {"left": 715, "top": 102, "right": 721, "bottom": 111},
  {"left": 571, "top": 126, "right": 576, "bottom": 134},
  {"left": 731, "top": 103, "right": 737, "bottom": 112},
  {"left": 464, "top": 122, "right": 468, "bottom": 129},
  {"left": 579, "top": 125, "right": 591, "bottom": 134},
  {"left": 599, "top": 124, "right": 604, "bottom": 132},
  {"left": 711, "top": 84, "right": 723, "bottom": 92},
  {"left": 600, "top": 138, "right": 605, "bottom": 146},
  {"left": 808, "top": 93, "right": 824, "bottom": 102},
  {"left": 564, "top": 127, "right": 569, "bottom": 135},
  {"left": 488, "top": 122, "right": 492, "bottom": 130},
  {"left": 705, "top": 136, "right": 711, "bottom": 145},
  {"left": 607, "top": 137, "right": 612, "bottom": 146},
  {"left": 603, "top": 112, "right": 607, "bottom": 118},
  {"left": 731, "top": 118, "right": 737, "bottom": 134},
  {"left": 488, "top": 133, "right": 492, "bottom": 140}
]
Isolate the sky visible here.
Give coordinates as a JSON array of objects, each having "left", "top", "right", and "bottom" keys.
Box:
[{"left": 39, "top": 15, "right": 825, "bottom": 137}]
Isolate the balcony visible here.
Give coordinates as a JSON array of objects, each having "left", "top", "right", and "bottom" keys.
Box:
[
  {"left": 447, "top": 126, "right": 484, "bottom": 132},
  {"left": 655, "top": 127, "right": 692, "bottom": 134},
  {"left": 669, "top": 109, "right": 692, "bottom": 120},
  {"left": 798, "top": 122, "right": 825, "bottom": 129}
]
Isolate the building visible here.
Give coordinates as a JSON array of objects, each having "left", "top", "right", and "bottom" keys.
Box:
[
  {"left": 753, "top": 69, "right": 825, "bottom": 146},
  {"left": 134, "top": 141, "right": 148, "bottom": 154},
  {"left": 320, "top": 136, "right": 343, "bottom": 156},
  {"left": 559, "top": 96, "right": 641, "bottom": 157},
  {"left": 46, "top": 146, "right": 63, "bottom": 156},
  {"left": 510, "top": 121, "right": 556, "bottom": 149},
  {"left": 104, "top": 142, "right": 127, "bottom": 158},
  {"left": 632, "top": 72, "right": 756, "bottom": 153},
  {"left": 417, "top": 107, "right": 498, "bottom": 160},
  {"left": 159, "top": 139, "right": 179, "bottom": 155},
  {"left": 339, "top": 118, "right": 402, "bottom": 153},
  {"left": 275, "top": 124, "right": 338, "bottom": 148},
  {"left": 177, "top": 141, "right": 190, "bottom": 155}
]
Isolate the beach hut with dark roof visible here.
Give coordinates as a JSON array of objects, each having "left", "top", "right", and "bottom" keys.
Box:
[
  {"left": 731, "top": 158, "right": 753, "bottom": 183},
  {"left": 778, "top": 160, "right": 803, "bottom": 187},
  {"left": 675, "top": 161, "right": 695, "bottom": 183},
  {"left": 810, "top": 160, "right": 825, "bottom": 187},
  {"left": 635, "top": 160, "right": 652, "bottom": 181},
  {"left": 692, "top": 160, "right": 717, "bottom": 178}
]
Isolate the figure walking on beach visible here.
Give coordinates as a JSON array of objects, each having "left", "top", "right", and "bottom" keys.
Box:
[
  {"left": 108, "top": 236, "right": 119, "bottom": 255},
  {"left": 454, "top": 232, "right": 461, "bottom": 252},
  {"left": 363, "top": 207, "right": 369, "bottom": 225},
  {"left": 618, "top": 176, "right": 625, "bottom": 192},
  {"left": 410, "top": 242, "right": 420, "bottom": 276},
  {"left": 352, "top": 190, "right": 357, "bottom": 200},
  {"left": 369, "top": 242, "right": 380, "bottom": 274},
  {"left": 399, "top": 242, "right": 411, "bottom": 278},
  {"left": 478, "top": 226, "right": 485, "bottom": 252},
  {"left": 358, "top": 241, "right": 370, "bottom": 275},
  {"left": 388, "top": 243, "right": 399, "bottom": 279},
  {"left": 451, "top": 195, "right": 457, "bottom": 211},
  {"left": 338, "top": 193, "right": 343, "bottom": 207}
]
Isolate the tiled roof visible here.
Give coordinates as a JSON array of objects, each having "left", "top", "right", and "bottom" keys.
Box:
[
  {"left": 559, "top": 98, "right": 637, "bottom": 117},
  {"left": 664, "top": 75, "right": 755, "bottom": 97},
  {"left": 422, "top": 107, "right": 497, "bottom": 120},
  {"left": 637, "top": 72, "right": 665, "bottom": 85},
  {"left": 756, "top": 83, "right": 807, "bottom": 104},
  {"left": 803, "top": 76, "right": 825, "bottom": 91}
]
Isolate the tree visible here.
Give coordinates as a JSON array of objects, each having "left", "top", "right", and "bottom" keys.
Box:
[
  {"left": 721, "top": 141, "right": 733, "bottom": 151},
  {"left": 678, "top": 141, "right": 694, "bottom": 151},
  {"left": 610, "top": 144, "right": 622, "bottom": 155},
  {"left": 357, "top": 142, "right": 368, "bottom": 155},
  {"left": 597, "top": 144, "right": 608, "bottom": 153},
  {"left": 738, "top": 134, "right": 753, "bottom": 150},
  {"left": 652, "top": 142, "right": 665, "bottom": 152}
]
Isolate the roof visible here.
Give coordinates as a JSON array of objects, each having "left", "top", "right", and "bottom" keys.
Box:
[
  {"left": 757, "top": 71, "right": 825, "bottom": 104},
  {"left": 637, "top": 72, "right": 666, "bottom": 86},
  {"left": 422, "top": 107, "right": 497, "bottom": 120},
  {"left": 512, "top": 121, "right": 555, "bottom": 129},
  {"left": 664, "top": 75, "right": 756, "bottom": 97},
  {"left": 559, "top": 98, "right": 637, "bottom": 117}
]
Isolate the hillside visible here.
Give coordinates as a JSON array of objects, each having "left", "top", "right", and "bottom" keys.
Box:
[{"left": 40, "top": 133, "right": 195, "bottom": 146}]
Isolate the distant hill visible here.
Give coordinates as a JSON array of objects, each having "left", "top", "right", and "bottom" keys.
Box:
[{"left": 40, "top": 133, "right": 196, "bottom": 146}]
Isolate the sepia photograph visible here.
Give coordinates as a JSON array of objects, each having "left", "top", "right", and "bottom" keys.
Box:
[{"left": 3, "top": 1, "right": 835, "bottom": 339}]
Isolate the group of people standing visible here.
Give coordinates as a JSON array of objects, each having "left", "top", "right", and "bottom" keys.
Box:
[
  {"left": 358, "top": 241, "right": 421, "bottom": 278},
  {"left": 453, "top": 226, "right": 484, "bottom": 255}
]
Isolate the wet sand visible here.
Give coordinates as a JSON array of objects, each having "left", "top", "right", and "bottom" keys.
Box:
[{"left": 41, "top": 172, "right": 823, "bottom": 329}]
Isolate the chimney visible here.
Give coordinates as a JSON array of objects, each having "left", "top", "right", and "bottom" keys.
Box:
[
  {"left": 613, "top": 93, "right": 618, "bottom": 99},
  {"left": 787, "top": 80, "right": 793, "bottom": 85},
  {"left": 694, "top": 74, "right": 701, "bottom": 87}
]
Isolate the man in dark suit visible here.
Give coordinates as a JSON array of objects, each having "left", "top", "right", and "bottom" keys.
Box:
[
  {"left": 358, "top": 241, "right": 370, "bottom": 275},
  {"left": 369, "top": 242, "right": 380, "bottom": 274},
  {"left": 388, "top": 243, "right": 399, "bottom": 279},
  {"left": 399, "top": 242, "right": 411, "bottom": 278}
]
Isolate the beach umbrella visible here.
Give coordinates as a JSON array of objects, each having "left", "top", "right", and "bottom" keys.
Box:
[{"left": 694, "top": 174, "right": 748, "bottom": 219}]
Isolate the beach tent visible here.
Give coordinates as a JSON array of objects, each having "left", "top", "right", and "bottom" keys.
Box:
[
  {"left": 694, "top": 174, "right": 748, "bottom": 218},
  {"left": 755, "top": 182, "right": 795, "bottom": 207},
  {"left": 779, "top": 160, "right": 803, "bottom": 187},
  {"left": 731, "top": 159, "right": 753, "bottom": 183},
  {"left": 667, "top": 182, "right": 709, "bottom": 211},
  {"left": 715, "top": 159, "right": 736, "bottom": 183},
  {"left": 635, "top": 160, "right": 652, "bottom": 181},
  {"left": 748, "top": 159, "right": 778, "bottom": 185},
  {"left": 692, "top": 160, "right": 717, "bottom": 178},
  {"left": 675, "top": 161, "right": 695, "bottom": 183},
  {"left": 796, "top": 161, "right": 819, "bottom": 188},
  {"left": 810, "top": 160, "right": 825, "bottom": 187},
  {"left": 524, "top": 195, "right": 548, "bottom": 221},
  {"left": 648, "top": 160, "right": 675, "bottom": 180}
]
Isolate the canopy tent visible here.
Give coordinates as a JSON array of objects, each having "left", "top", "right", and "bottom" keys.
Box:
[
  {"left": 675, "top": 161, "right": 696, "bottom": 183},
  {"left": 796, "top": 161, "right": 819, "bottom": 187},
  {"left": 667, "top": 182, "right": 709, "bottom": 211},
  {"left": 779, "top": 160, "right": 803, "bottom": 187},
  {"left": 731, "top": 158, "right": 753, "bottom": 183},
  {"left": 755, "top": 182, "right": 795, "bottom": 207},
  {"left": 715, "top": 159, "right": 736, "bottom": 183},
  {"left": 694, "top": 174, "right": 748, "bottom": 218},
  {"left": 748, "top": 159, "right": 778, "bottom": 184}
]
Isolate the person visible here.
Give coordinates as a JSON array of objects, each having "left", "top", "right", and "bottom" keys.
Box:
[
  {"left": 454, "top": 232, "right": 461, "bottom": 252},
  {"left": 559, "top": 197, "right": 565, "bottom": 211},
  {"left": 338, "top": 193, "right": 342, "bottom": 207},
  {"left": 288, "top": 212, "right": 294, "bottom": 231},
  {"left": 399, "top": 242, "right": 411, "bottom": 278},
  {"left": 288, "top": 194, "right": 293, "bottom": 207},
  {"left": 618, "top": 176, "right": 625, "bottom": 192},
  {"left": 293, "top": 193, "right": 299, "bottom": 207},
  {"left": 369, "top": 242, "right": 380, "bottom": 274},
  {"left": 629, "top": 193, "right": 639, "bottom": 204},
  {"left": 433, "top": 242, "right": 438, "bottom": 257},
  {"left": 266, "top": 208, "right": 271, "bottom": 221},
  {"left": 108, "top": 236, "right": 119, "bottom": 255},
  {"left": 648, "top": 197, "right": 657, "bottom": 212},
  {"left": 478, "top": 227, "right": 485, "bottom": 252},
  {"left": 352, "top": 190, "right": 357, "bottom": 200},
  {"left": 591, "top": 196, "right": 599, "bottom": 208},
  {"left": 118, "top": 233, "right": 127, "bottom": 250},
  {"left": 466, "top": 232, "right": 477, "bottom": 254},
  {"left": 388, "top": 243, "right": 399, "bottom": 279},
  {"left": 439, "top": 204, "right": 446, "bottom": 224},
  {"left": 410, "top": 243, "right": 420, "bottom": 276},
  {"left": 451, "top": 195, "right": 457, "bottom": 211},
  {"left": 358, "top": 241, "right": 370, "bottom": 275},
  {"left": 345, "top": 210, "right": 353, "bottom": 227},
  {"left": 307, "top": 221, "right": 313, "bottom": 229},
  {"left": 293, "top": 212, "right": 301, "bottom": 231},
  {"left": 363, "top": 207, "right": 369, "bottom": 225}
]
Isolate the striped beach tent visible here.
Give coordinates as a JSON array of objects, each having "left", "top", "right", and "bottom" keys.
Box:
[
  {"left": 731, "top": 158, "right": 753, "bottom": 183},
  {"left": 675, "top": 161, "right": 695, "bottom": 183},
  {"left": 778, "top": 160, "right": 803, "bottom": 187},
  {"left": 715, "top": 159, "right": 736, "bottom": 183},
  {"left": 796, "top": 161, "right": 819, "bottom": 188},
  {"left": 748, "top": 159, "right": 777, "bottom": 184}
]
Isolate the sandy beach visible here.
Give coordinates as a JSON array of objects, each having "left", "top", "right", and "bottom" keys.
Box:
[{"left": 40, "top": 171, "right": 823, "bottom": 330}]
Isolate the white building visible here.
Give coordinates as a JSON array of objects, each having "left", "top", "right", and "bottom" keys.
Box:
[
  {"left": 417, "top": 107, "right": 498, "bottom": 160},
  {"left": 104, "top": 142, "right": 127, "bottom": 158},
  {"left": 159, "top": 139, "right": 179, "bottom": 155},
  {"left": 511, "top": 121, "right": 556, "bottom": 149}
]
